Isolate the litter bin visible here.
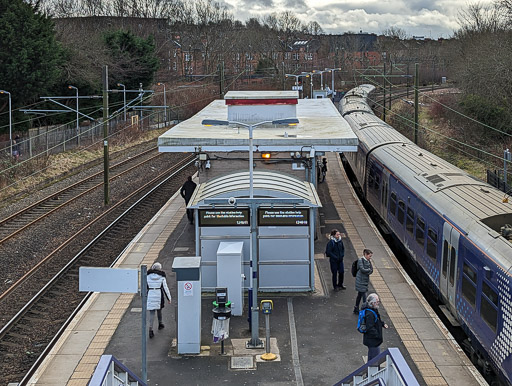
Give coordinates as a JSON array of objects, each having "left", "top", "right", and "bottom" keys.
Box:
[{"left": 211, "top": 288, "right": 231, "bottom": 354}]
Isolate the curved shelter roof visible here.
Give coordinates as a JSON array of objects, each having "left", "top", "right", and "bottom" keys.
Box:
[{"left": 189, "top": 171, "right": 321, "bottom": 207}]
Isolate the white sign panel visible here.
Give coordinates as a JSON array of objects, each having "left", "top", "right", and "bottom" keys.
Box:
[
  {"left": 79, "top": 267, "right": 138, "bottom": 293},
  {"left": 292, "top": 85, "right": 303, "bottom": 91},
  {"left": 184, "top": 282, "right": 193, "bottom": 297}
]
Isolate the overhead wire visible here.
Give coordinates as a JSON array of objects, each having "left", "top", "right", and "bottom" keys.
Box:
[
  {"left": 0, "top": 89, "right": 223, "bottom": 194},
  {"left": 367, "top": 95, "right": 506, "bottom": 164}
]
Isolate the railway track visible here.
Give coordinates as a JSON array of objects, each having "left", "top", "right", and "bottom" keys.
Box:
[
  {"left": 0, "top": 154, "right": 194, "bottom": 384},
  {"left": 0, "top": 147, "right": 161, "bottom": 245}
]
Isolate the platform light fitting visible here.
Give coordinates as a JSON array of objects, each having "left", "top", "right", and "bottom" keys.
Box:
[{"left": 261, "top": 153, "right": 271, "bottom": 159}]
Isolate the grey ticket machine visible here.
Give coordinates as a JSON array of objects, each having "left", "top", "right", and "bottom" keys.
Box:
[{"left": 172, "top": 256, "right": 201, "bottom": 354}]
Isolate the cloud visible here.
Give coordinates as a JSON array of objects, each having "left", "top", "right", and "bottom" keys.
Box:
[
  {"left": 221, "top": 0, "right": 495, "bottom": 38},
  {"left": 283, "top": 0, "right": 308, "bottom": 12}
]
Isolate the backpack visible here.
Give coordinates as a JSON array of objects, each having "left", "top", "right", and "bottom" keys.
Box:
[
  {"left": 351, "top": 258, "right": 360, "bottom": 277},
  {"left": 357, "top": 308, "right": 378, "bottom": 333}
]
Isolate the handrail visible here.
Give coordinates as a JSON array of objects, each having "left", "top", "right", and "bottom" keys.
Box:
[
  {"left": 334, "top": 348, "right": 419, "bottom": 386},
  {"left": 89, "top": 355, "right": 146, "bottom": 386}
]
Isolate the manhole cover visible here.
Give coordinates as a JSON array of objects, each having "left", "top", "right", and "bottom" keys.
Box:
[{"left": 231, "top": 356, "right": 254, "bottom": 370}]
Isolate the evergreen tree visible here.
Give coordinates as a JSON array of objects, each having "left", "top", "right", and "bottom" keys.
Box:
[
  {"left": 0, "top": 0, "right": 63, "bottom": 130},
  {"left": 103, "top": 30, "right": 159, "bottom": 89}
]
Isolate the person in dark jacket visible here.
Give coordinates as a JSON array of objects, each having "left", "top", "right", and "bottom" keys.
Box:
[
  {"left": 362, "top": 293, "right": 388, "bottom": 361},
  {"left": 320, "top": 158, "right": 327, "bottom": 182},
  {"left": 180, "top": 176, "right": 197, "bottom": 224},
  {"left": 354, "top": 249, "right": 374, "bottom": 313},
  {"left": 326, "top": 228, "right": 345, "bottom": 291}
]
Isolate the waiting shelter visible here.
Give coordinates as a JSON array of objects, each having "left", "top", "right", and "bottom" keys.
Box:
[{"left": 188, "top": 170, "right": 321, "bottom": 291}]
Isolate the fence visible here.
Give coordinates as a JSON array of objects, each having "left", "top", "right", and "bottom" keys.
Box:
[
  {"left": 487, "top": 169, "right": 511, "bottom": 193},
  {"left": 0, "top": 108, "right": 178, "bottom": 162},
  {"left": 89, "top": 355, "right": 146, "bottom": 386},
  {"left": 334, "top": 348, "right": 419, "bottom": 386}
]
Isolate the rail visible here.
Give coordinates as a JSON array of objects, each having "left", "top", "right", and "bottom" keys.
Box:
[
  {"left": 334, "top": 348, "right": 419, "bottom": 386},
  {"left": 11, "top": 157, "right": 194, "bottom": 385},
  {"left": 89, "top": 355, "right": 146, "bottom": 386}
]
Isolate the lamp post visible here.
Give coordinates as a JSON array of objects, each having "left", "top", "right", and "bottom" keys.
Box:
[
  {"left": 285, "top": 74, "right": 309, "bottom": 98},
  {"left": 157, "top": 82, "right": 167, "bottom": 122},
  {"left": 324, "top": 68, "right": 341, "bottom": 96},
  {"left": 117, "top": 83, "right": 126, "bottom": 121},
  {"left": 68, "top": 85, "right": 79, "bottom": 145},
  {"left": 302, "top": 72, "right": 314, "bottom": 98},
  {"left": 0, "top": 90, "right": 12, "bottom": 157},
  {"left": 201, "top": 118, "right": 299, "bottom": 347},
  {"left": 312, "top": 69, "right": 329, "bottom": 90}
]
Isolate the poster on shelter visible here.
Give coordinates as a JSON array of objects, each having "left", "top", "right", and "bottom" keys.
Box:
[
  {"left": 258, "top": 208, "right": 309, "bottom": 226},
  {"left": 198, "top": 208, "right": 250, "bottom": 227}
]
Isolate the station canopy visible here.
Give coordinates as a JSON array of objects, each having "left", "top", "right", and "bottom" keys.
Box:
[
  {"left": 188, "top": 171, "right": 321, "bottom": 208},
  {"left": 158, "top": 93, "right": 358, "bottom": 153}
]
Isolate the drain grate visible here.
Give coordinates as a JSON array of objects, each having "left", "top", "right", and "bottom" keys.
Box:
[
  {"left": 173, "top": 247, "right": 189, "bottom": 252},
  {"left": 231, "top": 356, "right": 254, "bottom": 370}
]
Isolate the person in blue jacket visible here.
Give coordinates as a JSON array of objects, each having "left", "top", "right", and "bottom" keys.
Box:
[{"left": 326, "top": 228, "right": 345, "bottom": 291}]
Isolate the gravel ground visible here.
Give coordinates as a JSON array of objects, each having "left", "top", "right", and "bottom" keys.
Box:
[
  {"left": 0, "top": 150, "right": 195, "bottom": 384},
  {"left": 0, "top": 139, "right": 159, "bottom": 220}
]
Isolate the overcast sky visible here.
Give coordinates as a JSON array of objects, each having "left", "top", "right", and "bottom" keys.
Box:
[{"left": 219, "top": 0, "right": 495, "bottom": 39}]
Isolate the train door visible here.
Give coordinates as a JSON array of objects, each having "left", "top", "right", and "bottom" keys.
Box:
[
  {"left": 441, "top": 222, "right": 459, "bottom": 310},
  {"left": 380, "top": 170, "right": 390, "bottom": 219}
]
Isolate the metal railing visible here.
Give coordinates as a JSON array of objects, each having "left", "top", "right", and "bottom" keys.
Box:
[
  {"left": 89, "top": 355, "right": 146, "bottom": 386},
  {"left": 334, "top": 348, "right": 419, "bottom": 386},
  {"left": 487, "top": 169, "right": 510, "bottom": 193}
]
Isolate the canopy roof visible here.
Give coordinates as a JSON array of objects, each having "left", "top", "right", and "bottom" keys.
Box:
[{"left": 188, "top": 171, "right": 321, "bottom": 207}]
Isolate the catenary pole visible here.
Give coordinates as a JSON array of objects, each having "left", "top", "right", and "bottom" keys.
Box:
[
  {"left": 414, "top": 63, "right": 419, "bottom": 145},
  {"left": 103, "top": 66, "right": 110, "bottom": 205},
  {"left": 383, "top": 62, "right": 386, "bottom": 122}
]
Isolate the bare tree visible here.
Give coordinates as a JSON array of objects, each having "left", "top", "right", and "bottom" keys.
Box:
[
  {"left": 303, "top": 21, "right": 324, "bottom": 35},
  {"left": 382, "top": 26, "right": 408, "bottom": 40}
]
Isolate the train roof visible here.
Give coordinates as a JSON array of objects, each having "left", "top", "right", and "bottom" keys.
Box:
[
  {"left": 344, "top": 112, "right": 413, "bottom": 148},
  {"left": 341, "top": 86, "right": 512, "bottom": 269},
  {"left": 376, "top": 142, "right": 512, "bottom": 269}
]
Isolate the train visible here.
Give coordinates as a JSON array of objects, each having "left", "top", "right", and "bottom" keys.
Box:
[{"left": 339, "top": 84, "right": 512, "bottom": 385}]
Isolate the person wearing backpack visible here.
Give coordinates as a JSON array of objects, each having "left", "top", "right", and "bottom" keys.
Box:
[
  {"left": 353, "top": 249, "right": 373, "bottom": 313},
  {"left": 361, "top": 293, "right": 388, "bottom": 361},
  {"left": 326, "top": 229, "right": 346, "bottom": 291}
]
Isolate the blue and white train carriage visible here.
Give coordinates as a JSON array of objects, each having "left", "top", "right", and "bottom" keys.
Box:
[{"left": 340, "top": 85, "right": 512, "bottom": 384}]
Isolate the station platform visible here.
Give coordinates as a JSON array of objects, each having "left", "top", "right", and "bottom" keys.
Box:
[{"left": 28, "top": 153, "right": 487, "bottom": 386}]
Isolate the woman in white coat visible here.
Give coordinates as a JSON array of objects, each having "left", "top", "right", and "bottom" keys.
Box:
[{"left": 147, "top": 262, "right": 171, "bottom": 338}]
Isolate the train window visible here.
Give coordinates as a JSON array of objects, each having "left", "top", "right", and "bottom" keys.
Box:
[
  {"left": 449, "top": 246, "right": 456, "bottom": 285},
  {"left": 427, "top": 228, "right": 437, "bottom": 261},
  {"left": 415, "top": 217, "right": 425, "bottom": 247},
  {"left": 462, "top": 262, "right": 477, "bottom": 307},
  {"left": 463, "top": 262, "right": 477, "bottom": 284},
  {"left": 375, "top": 175, "right": 380, "bottom": 190},
  {"left": 483, "top": 281, "right": 498, "bottom": 307},
  {"left": 442, "top": 241, "right": 448, "bottom": 278},
  {"left": 481, "top": 281, "right": 498, "bottom": 333},
  {"left": 390, "top": 192, "right": 397, "bottom": 216},
  {"left": 397, "top": 201, "right": 405, "bottom": 224},
  {"left": 368, "top": 171, "right": 374, "bottom": 189},
  {"left": 406, "top": 208, "right": 414, "bottom": 236},
  {"left": 428, "top": 228, "right": 438, "bottom": 243}
]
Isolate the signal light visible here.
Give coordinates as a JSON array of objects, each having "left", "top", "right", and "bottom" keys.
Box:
[{"left": 261, "top": 153, "right": 271, "bottom": 159}]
